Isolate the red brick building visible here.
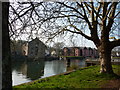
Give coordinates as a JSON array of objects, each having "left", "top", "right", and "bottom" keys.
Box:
[{"left": 63, "top": 47, "right": 99, "bottom": 58}]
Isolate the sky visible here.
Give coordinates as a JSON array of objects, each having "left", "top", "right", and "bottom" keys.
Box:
[
  {"left": 9, "top": 2, "right": 97, "bottom": 48},
  {"left": 13, "top": 28, "right": 96, "bottom": 48},
  {"left": 9, "top": 2, "right": 120, "bottom": 49}
]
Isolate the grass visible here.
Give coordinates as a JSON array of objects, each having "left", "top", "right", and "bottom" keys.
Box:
[
  {"left": 13, "top": 65, "right": 120, "bottom": 89},
  {"left": 112, "top": 57, "right": 120, "bottom": 59}
]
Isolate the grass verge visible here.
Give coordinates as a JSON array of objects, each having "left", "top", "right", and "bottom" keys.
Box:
[{"left": 13, "top": 65, "right": 120, "bottom": 89}]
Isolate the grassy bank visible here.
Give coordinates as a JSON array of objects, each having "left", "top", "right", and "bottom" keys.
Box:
[{"left": 13, "top": 65, "right": 120, "bottom": 89}]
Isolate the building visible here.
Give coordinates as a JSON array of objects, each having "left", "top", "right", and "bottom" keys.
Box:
[
  {"left": 63, "top": 47, "right": 99, "bottom": 58},
  {"left": 11, "top": 40, "right": 28, "bottom": 57},
  {"left": 21, "top": 42, "right": 28, "bottom": 56},
  {"left": 28, "top": 37, "right": 46, "bottom": 59}
]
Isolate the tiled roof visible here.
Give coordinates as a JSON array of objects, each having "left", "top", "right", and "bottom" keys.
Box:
[{"left": 63, "top": 47, "right": 97, "bottom": 50}]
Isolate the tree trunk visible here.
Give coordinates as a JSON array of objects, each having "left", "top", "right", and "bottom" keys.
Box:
[
  {"left": 98, "top": 46, "right": 113, "bottom": 74},
  {"left": 2, "top": 2, "right": 12, "bottom": 89}
]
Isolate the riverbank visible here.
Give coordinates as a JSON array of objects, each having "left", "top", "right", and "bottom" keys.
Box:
[{"left": 13, "top": 65, "right": 120, "bottom": 89}]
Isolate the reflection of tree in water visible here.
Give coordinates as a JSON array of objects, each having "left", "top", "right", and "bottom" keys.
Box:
[{"left": 52, "top": 60, "right": 66, "bottom": 74}]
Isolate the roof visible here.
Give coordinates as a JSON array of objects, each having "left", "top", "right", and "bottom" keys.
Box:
[
  {"left": 29, "top": 37, "right": 47, "bottom": 47},
  {"left": 63, "top": 47, "right": 96, "bottom": 50}
]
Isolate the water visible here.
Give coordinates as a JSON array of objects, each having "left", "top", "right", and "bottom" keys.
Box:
[{"left": 12, "top": 59, "right": 85, "bottom": 86}]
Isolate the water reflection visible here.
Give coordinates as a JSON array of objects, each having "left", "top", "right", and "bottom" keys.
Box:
[
  {"left": 26, "top": 61, "right": 44, "bottom": 80},
  {"left": 12, "top": 59, "right": 85, "bottom": 86},
  {"left": 70, "top": 59, "right": 86, "bottom": 68},
  {"left": 12, "top": 60, "right": 44, "bottom": 79},
  {"left": 42, "top": 60, "right": 66, "bottom": 78}
]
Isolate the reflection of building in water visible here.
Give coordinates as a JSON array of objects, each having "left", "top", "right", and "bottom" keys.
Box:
[
  {"left": 12, "top": 60, "right": 45, "bottom": 80},
  {"left": 20, "top": 62, "right": 28, "bottom": 75},
  {"left": 26, "top": 60, "right": 44, "bottom": 80}
]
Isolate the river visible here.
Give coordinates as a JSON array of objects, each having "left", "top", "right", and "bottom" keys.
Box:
[{"left": 12, "top": 59, "right": 85, "bottom": 86}]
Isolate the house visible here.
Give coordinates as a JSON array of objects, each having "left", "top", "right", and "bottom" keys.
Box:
[
  {"left": 63, "top": 47, "right": 99, "bottom": 58},
  {"left": 63, "top": 47, "right": 69, "bottom": 56},
  {"left": 21, "top": 42, "right": 28, "bottom": 56},
  {"left": 63, "top": 47, "right": 74, "bottom": 56},
  {"left": 28, "top": 37, "right": 46, "bottom": 59},
  {"left": 74, "top": 47, "right": 83, "bottom": 56},
  {"left": 11, "top": 40, "right": 28, "bottom": 60},
  {"left": 11, "top": 38, "right": 47, "bottom": 60}
]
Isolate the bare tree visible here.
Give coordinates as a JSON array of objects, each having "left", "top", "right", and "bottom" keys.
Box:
[
  {"left": 9, "top": 1, "right": 120, "bottom": 74},
  {"left": 53, "top": 42, "right": 65, "bottom": 56}
]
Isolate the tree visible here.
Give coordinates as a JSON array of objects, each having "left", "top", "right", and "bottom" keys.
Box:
[
  {"left": 9, "top": 1, "right": 120, "bottom": 74},
  {"left": 2, "top": 2, "right": 12, "bottom": 89},
  {"left": 53, "top": 42, "right": 65, "bottom": 56}
]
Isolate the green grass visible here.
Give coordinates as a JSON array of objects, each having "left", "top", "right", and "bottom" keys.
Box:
[
  {"left": 13, "top": 65, "right": 120, "bottom": 89},
  {"left": 112, "top": 57, "right": 120, "bottom": 59}
]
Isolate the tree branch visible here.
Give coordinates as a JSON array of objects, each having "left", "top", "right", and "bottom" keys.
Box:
[
  {"left": 107, "top": 2, "right": 118, "bottom": 32},
  {"left": 63, "top": 27, "right": 93, "bottom": 41},
  {"left": 82, "top": 3, "right": 100, "bottom": 46},
  {"left": 58, "top": 2, "right": 84, "bottom": 17}
]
